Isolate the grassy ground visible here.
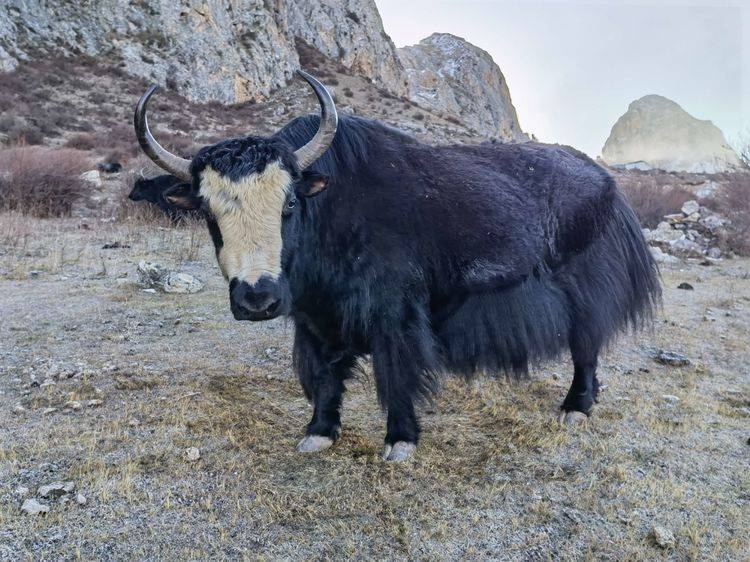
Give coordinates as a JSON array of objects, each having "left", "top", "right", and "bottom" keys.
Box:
[{"left": 0, "top": 215, "right": 748, "bottom": 560}]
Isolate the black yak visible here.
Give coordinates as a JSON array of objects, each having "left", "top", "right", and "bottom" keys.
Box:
[
  {"left": 128, "top": 174, "right": 198, "bottom": 222},
  {"left": 133, "top": 71, "right": 660, "bottom": 461}
]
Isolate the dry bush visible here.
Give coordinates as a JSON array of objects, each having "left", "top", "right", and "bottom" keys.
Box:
[
  {"left": 701, "top": 173, "right": 750, "bottom": 255},
  {"left": 0, "top": 147, "right": 91, "bottom": 217},
  {"left": 615, "top": 172, "right": 693, "bottom": 228},
  {"left": 64, "top": 133, "right": 97, "bottom": 150}
]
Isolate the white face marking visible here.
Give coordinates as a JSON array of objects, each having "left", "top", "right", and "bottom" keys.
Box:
[{"left": 200, "top": 161, "right": 292, "bottom": 285}]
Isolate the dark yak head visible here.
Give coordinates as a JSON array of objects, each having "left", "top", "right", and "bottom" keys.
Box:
[{"left": 133, "top": 71, "right": 337, "bottom": 321}]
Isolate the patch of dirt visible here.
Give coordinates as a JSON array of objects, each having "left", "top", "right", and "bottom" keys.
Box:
[{"left": 0, "top": 216, "right": 748, "bottom": 559}]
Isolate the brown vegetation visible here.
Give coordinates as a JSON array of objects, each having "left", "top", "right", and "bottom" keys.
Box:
[
  {"left": 615, "top": 171, "right": 694, "bottom": 228},
  {"left": 0, "top": 147, "right": 90, "bottom": 217},
  {"left": 702, "top": 173, "right": 750, "bottom": 255}
]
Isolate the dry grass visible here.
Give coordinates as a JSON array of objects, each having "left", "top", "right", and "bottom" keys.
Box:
[
  {"left": 701, "top": 172, "right": 750, "bottom": 255},
  {"left": 0, "top": 147, "right": 91, "bottom": 217},
  {"left": 616, "top": 171, "right": 694, "bottom": 228}
]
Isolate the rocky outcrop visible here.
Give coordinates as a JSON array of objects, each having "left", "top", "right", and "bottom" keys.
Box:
[
  {"left": 603, "top": 95, "right": 741, "bottom": 173},
  {"left": 643, "top": 200, "right": 730, "bottom": 262},
  {"left": 398, "top": 33, "right": 525, "bottom": 140},
  {"left": 0, "top": 0, "right": 407, "bottom": 103}
]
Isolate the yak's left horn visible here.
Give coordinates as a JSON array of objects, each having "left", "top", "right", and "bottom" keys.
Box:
[
  {"left": 133, "top": 85, "right": 192, "bottom": 181},
  {"left": 293, "top": 70, "right": 338, "bottom": 170}
]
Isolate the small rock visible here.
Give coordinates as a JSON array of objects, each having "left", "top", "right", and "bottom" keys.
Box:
[
  {"left": 677, "top": 282, "right": 694, "bottom": 290},
  {"left": 662, "top": 394, "right": 680, "bottom": 402},
  {"left": 64, "top": 400, "right": 82, "bottom": 411},
  {"left": 184, "top": 447, "right": 201, "bottom": 462},
  {"left": 650, "top": 246, "right": 679, "bottom": 264},
  {"left": 651, "top": 525, "right": 676, "bottom": 549},
  {"left": 681, "top": 200, "right": 700, "bottom": 216},
  {"left": 86, "top": 399, "right": 103, "bottom": 408},
  {"left": 80, "top": 170, "right": 102, "bottom": 187},
  {"left": 162, "top": 272, "right": 204, "bottom": 294},
  {"left": 706, "top": 247, "right": 722, "bottom": 260},
  {"left": 42, "top": 407, "right": 58, "bottom": 415},
  {"left": 15, "top": 486, "right": 29, "bottom": 497},
  {"left": 653, "top": 350, "right": 691, "bottom": 367},
  {"left": 670, "top": 238, "right": 704, "bottom": 259},
  {"left": 75, "top": 493, "right": 87, "bottom": 505},
  {"left": 21, "top": 498, "right": 50, "bottom": 515},
  {"left": 12, "top": 403, "right": 26, "bottom": 415},
  {"left": 38, "top": 481, "right": 75, "bottom": 498}
]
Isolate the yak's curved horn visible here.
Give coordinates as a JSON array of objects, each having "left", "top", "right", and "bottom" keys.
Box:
[
  {"left": 293, "top": 70, "right": 338, "bottom": 170},
  {"left": 133, "top": 85, "right": 192, "bottom": 181}
]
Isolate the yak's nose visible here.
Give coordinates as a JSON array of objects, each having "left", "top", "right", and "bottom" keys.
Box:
[
  {"left": 128, "top": 190, "right": 141, "bottom": 201},
  {"left": 229, "top": 278, "right": 282, "bottom": 321}
]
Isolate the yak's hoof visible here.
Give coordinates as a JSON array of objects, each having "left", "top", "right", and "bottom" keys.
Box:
[
  {"left": 296, "top": 434, "right": 334, "bottom": 453},
  {"left": 382, "top": 441, "right": 416, "bottom": 462},
  {"left": 558, "top": 410, "right": 589, "bottom": 425}
]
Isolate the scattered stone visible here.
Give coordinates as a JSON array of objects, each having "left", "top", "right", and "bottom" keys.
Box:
[
  {"left": 137, "top": 261, "right": 204, "bottom": 294},
  {"left": 42, "top": 407, "right": 58, "bottom": 415},
  {"left": 15, "top": 486, "right": 29, "bottom": 497},
  {"left": 21, "top": 498, "right": 50, "bottom": 515},
  {"left": 677, "top": 282, "right": 694, "bottom": 290},
  {"left": 651, "top": 525, "right": 676, "bottom": 549},
  {"left": 670, "top": 238, "right": 704, "bottom": 259},
  {"left": 662, "top": 394, "right": 680, "bottom": 403},
  {"left": 653, "top": 350, "right": 691, "bottom": 367},
  {"left": 64, "top": 400, "right": 82, "bottom": 411},
  {"left": 12, "top": 403, "right": 26, "bottom": 415},
  {"left": 162, "top": 272, "right": 204, "bottom": 294},
  {"left": 80, "top": 169, "right": 102, "bottom": 187},
  {"left": 75, "top": 493, "right": 87, "bottom": 505},
  {"left": 184, "top": 447, "right": 201, "bottom": 462},
  {"left": 650, "top": 246, "right": 679, "bottom": 264},
  {"left": 681, "top": 200, "right": 700, "bottom": 216},
  {"left": 86, "top": 399, "right": 103, "bottom": 407},
  {"left": 38, "top": 481, "right": 75, "bottom": 498}
]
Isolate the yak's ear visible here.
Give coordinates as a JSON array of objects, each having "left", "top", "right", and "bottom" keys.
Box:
[
  {"left": 163, "top": 183, "right": 201, "bottom": 210},
  {"left": 297, "top": 171, "right": 329, "bottom": 198}
]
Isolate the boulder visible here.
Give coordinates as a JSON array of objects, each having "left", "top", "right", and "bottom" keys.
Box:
[{"left": 602, "top": 95, "right": 741, "bottom": 173}]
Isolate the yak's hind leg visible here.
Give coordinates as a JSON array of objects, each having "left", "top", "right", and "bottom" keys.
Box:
[
  {"left": 294, "top": 323, "right": 356, "bottom": 453},
  {"left": 559, "top": 327, "right": 601, "bottom": 424}
]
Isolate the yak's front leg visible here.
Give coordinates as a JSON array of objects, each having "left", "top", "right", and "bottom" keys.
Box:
[
  {"left": 371, "top": 303, "right": 439, "bottom": 462},
  {"left": 294, "top": 323, "right": 355, "bottom": 453}
]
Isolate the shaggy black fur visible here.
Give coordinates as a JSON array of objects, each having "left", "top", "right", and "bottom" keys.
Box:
[
  {"left": 128, "top": 175, "right": 200, "bottom": 222},
  {"left": 187, "top": 114, "right": 661, "bottom": 449}
]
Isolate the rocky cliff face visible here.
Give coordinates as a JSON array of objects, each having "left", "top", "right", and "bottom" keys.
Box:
[
  {"left": 398, "top": 33, "right": 524, "bottom": 140},
  {"left": 602, "top": 95, "right": 741, "bottom": 173},
  {"left": 0, "top": 2, "right": 524, "bottom": 142},
  {"left": 0, "top": 0, "right": 407, "bottom": 103}
]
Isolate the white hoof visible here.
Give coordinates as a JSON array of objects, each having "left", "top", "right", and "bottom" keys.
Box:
[
  {"left": 382, "top": 441, "right": 416, "bottom": 462},
  {"left": 558, "top": 410, "right": 589, "bottom": 425},
  {"left": 296, "top": 435, "right": 334, "bottom": 453}
]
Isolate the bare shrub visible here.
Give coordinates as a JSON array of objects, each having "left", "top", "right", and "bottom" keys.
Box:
[
  {"left": 701, "top": 173, "right": 750, "bottom": 255},
  {"left": 64, "top": 133, "right": 97, "bottom": 150},
  {"left": 615, "top": 172, "right": 693, "bottom": 228},
  {"left": 6, "top": 124, "right": 44, "bottom": 146},
  {"left": 0, "top": 147, "right": 91, "bottom": 217}
]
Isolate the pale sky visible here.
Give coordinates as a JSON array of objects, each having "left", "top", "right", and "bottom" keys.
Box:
[{"left": 376, "top": 0, "right": 748, "bottom": 157}]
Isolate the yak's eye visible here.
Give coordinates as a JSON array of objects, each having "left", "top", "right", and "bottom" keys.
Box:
[{"left": 283, "top": 197, "right": 297, "bottom": 216}]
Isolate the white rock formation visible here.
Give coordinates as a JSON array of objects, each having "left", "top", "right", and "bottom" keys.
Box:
[
  {"left": 603, "top": 95, "right": 741, "bottom": 173},
  {"left": 398, "top": 33, "right": 525, "bottom": 140}
]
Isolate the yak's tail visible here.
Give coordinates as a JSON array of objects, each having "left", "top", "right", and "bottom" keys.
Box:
[
  {"left": 435, "top": 188, "right": 661, "bottom": 378},
  {"left": 556, "top": 189, "right": 662, "bottom": 342}
]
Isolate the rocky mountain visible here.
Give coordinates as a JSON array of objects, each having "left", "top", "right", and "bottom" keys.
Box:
[
  {"left": 398, "top": 33, "right": 525, "bottom": 140},
  {"left": 0, "top": 1, "right": 524, "bottom": 142},
  {"left": 602, "top": 95, "right": 741, "bottom": 173},
  {"left": 0, "top": 0, "right": 408, "bottom": 104}
]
